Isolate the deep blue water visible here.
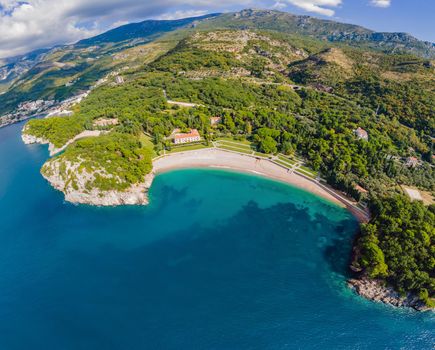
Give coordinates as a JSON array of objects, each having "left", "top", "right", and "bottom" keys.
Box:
[{"left": 0, "top": 121, "right": 433, "bottom": 350}]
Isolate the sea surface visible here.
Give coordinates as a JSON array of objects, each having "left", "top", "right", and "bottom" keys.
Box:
[{"left": 0, "top": 121, "right": 433, "bottom": 349}]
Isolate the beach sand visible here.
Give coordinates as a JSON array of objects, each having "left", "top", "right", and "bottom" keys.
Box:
[{"left": 153, "top": 149, "right": 369, "bottom": 222}]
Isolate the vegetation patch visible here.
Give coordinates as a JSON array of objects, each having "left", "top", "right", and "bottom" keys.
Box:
[
  {"left": 25, "top": 116, "right": 87, "bottom": 148},
  {"left": 354, "top": 196, "right": 435, "bottom": 307},
  {"left": 55, "top": 133, "right": 153, "bottom": 191}
]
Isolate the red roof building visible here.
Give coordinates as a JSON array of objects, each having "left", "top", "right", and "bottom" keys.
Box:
[
  {"left": 354, "top": 127, "right": 369, "bottom": 141},
  {"left": 406, "top": 157, "right": 419, "bottom": 168},
  {"left": 173, "top": 129, "right": 201, "bottom": 144},
  {"left": 210, "top": 116, "right": 222, "bottom": 126},
  {"left": 354, "top": 184, "right": 368, "bottom": 194}
]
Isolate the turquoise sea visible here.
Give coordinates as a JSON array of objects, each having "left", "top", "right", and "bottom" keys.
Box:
[{"left": 0, "top": 121, "right": 433, "bottom": 349}]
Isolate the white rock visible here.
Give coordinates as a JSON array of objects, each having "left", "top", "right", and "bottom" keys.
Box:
[{"left": 41, "top": 158, "right": 154, "bottom": 207}]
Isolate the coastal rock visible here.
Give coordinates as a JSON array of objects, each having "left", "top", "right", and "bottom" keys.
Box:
[
  {"left": 21, "top": 127, "right": 50, "bottom": 147},
  {"left": 347, "top": 278, "right": 431, "bottom": 312},
  {"left": 22, "top": 125, "right": 104, "bottom": 156},
  {"left": 41, "top": 158, "right": 154, "bottom": 206},
  {"left": 22, "top": 125, "right": 59, "bottom": 155}
]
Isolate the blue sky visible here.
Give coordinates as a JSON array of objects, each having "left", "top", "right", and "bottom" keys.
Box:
[
  {"left": 317, "top": 0, "right": 434, "bottom": 42},
  {"left": 0, "top": 0, "right": 433, "bottom": 58}
]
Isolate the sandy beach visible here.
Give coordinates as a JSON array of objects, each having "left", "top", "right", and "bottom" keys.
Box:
[{"left": 153, "top": 149, "right": 369, "bottom": 222}]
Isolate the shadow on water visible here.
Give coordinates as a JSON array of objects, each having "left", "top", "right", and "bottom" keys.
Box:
[
  {"left": 20, "top": 197, "right": 423, "bottom": 350},
  {"left": 321, "top": 219, "right": 358, "bottom": 278}
]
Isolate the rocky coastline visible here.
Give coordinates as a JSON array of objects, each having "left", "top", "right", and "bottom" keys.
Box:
[
  {"left": 22, "top": 125, "right": 104, "bottom": 156},
  {"left": 41, "top": 157, "right": 155, "bottom": 207},
  {"left": 21, "top": 128, "right": 51, "bottom": 149},
  {"left": 347, "top": 278, "right": 431, "bottom": 312}
]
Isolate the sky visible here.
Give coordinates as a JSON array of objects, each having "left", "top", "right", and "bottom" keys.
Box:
[{"left": 0, "top": 0, "right": 433, "bottom": 59}]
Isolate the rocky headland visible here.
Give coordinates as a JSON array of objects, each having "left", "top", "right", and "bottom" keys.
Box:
[
  {"left": 41, "top": 157, "right": 155, "bottom": 206},
  {"left": 22, "top": 125, "right": 103, "bottom": 156}
]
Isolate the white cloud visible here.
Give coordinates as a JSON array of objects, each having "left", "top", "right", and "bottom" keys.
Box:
[
  {"left": 0, "top": 0, "right": 253, "bottom": 58},
  {"left": 157, "top": 10, "right": 208, "bottom": 20},
  {"left": 370, "top": 0, "right": 391, "bottom": 8},
  {"left": 283, "top": 0, "right": 342, "bottom": 16},
  {"left": 272, "top": 2, "right": 287, "bottom": 10},
  {"left": 0, "top": 0, "right": 389, "bottom": 58}
]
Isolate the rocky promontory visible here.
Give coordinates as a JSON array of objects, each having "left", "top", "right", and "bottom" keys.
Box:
[
  {"left": 348, "top": 278, "right": 431, "bottom": 312},
  {"left": 42, "top": 158, "right": 154, "bottom": 206},
  {"left": 22, "top": 128, "right": 51, "bottom": 148},
  {"left": 22, "top": 125, "right": 103, "bottom": 156}
]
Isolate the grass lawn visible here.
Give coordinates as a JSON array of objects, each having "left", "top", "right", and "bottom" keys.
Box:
[
  {"left": 299, "top": 165, "right": 318, "bottom": 176},
  {"left": 274, "top": 159, "right": 294, "bottom": 169},
  {"left": 253, "top": 151, "right": 269, "bottom": 158},
  {"left": 167, "top": 143, "right": 212, "bottom": 154},
  {"left": 216, "top": 137, "right": 252, "bottom": 146},
  {"left": 297, "top": 168, "right": 318, "bottom": 179},
  {"left": 139, "top": 133, "right": 157, "bottom": 158},
  {"left": 277, "top": 155, "right": 297, "bottom": 166},
  {"left": 217, "top": 140, "right": 254, "bottom": 150},
  {"left": 217, "top": 145, "right": 254, "bottom": 155}
]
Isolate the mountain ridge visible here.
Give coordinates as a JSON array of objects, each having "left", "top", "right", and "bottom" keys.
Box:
[
  {"left": 200, "top": 9, "right": 435, "bottom": 58},
  {"left": 76, "top": 13, "right": 220, "bottom": 47}
]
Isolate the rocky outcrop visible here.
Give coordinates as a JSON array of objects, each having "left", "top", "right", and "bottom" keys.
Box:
[
  {"left": 21, "top": 131, "right": 50, "bottom": 147},
  {"left": 22, "top": 125, "right": 103, "bottom": 156},
  {"left": 41, "top": 158, "right": 154, "bottom": 206},
  {"left": 22, "top": 124, "right": 58, "bottom": 155},
  {"left": 348, "top": 278, "right": 431, "bottom": 312}
]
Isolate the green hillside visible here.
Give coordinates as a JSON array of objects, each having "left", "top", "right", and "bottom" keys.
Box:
[{"left": 0, "top": 15, "right": 212, "bottom": 116}]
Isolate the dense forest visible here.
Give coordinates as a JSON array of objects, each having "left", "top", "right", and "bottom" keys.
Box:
[{"left": 354, "top": 196, "right": 434, "bottom": 307}]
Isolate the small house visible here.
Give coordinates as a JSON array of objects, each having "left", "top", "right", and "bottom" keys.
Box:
[
  {"left": 354, "top": 184, "right": 368, "bottom": 195},
  {"left": 210, "top": 117, "right": 222, "bottom": 126},
  {"left": 403, "top": 187, "right": 423, "bottom": 202},
  {"left": 406, "top": 157, "right": 419, "bottom": 168},
  {"left": 354, "top": 127, "right": 369, "bottom": 141}
]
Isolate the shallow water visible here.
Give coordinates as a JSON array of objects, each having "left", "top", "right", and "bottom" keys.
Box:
[{"left": 0, "top": 122, "right": 433, "bottom": 349}]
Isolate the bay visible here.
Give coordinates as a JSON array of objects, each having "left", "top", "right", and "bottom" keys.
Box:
[{"left": 0, "top": 122, "right": 433, "bottom": 349}]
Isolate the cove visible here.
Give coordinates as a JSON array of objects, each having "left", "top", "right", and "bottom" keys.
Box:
[{"left": 0, "top": 122, "right": 433, "bottom": 349}]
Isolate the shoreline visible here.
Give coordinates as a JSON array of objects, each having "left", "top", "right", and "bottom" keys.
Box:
[
  {"left": 348, "top": 278, "right": 431, "bottom": 312},
  {"left": 22, "top": 125, "right": 105, "bottom": 156},
  {"left": 154, "top": 150, "right": 428, "bottom": 312},
  {"left": 153, "top": 148, "right": 369, "bottom": 223}
]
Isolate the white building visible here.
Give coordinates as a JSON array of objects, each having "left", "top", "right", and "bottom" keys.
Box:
[{"left": 173, "top": 129, "right": 201, "bottom": 144}]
